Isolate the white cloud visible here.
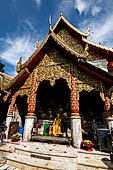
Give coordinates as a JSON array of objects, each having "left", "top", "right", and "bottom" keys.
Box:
[
  {"left": 86, "top": 14, "right": 113, "bottom": 47},
  {"left": 77, "top": 0, "right": 113, "bottom": 48},
  {"left": 61, "top": 0, "right": 102, "bottom": 17},
  {"left": 75, "top": 0, "right": 88, "bottom": 14},
  {"left": 35, "top": 0, "right": 41, "bottom": 7},
  {"left": 22, "top": 18, "right": 37, "bottom": 33},
  {"left": 61, "top": 0, "right": 74, "bottom": 16},
  {"left": 0, "top": 35, "right": 36, "bottom": 67},
  {"left": 91, "top": 6, "right": 101, "bottom": 16},
  {"left": 74, "top": 0, "right": 102, "bottom": 16}
]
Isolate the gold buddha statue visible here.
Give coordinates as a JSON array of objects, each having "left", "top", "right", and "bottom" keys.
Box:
[{"left": 53, "top": 113, "right": 62, "bottom": 136}]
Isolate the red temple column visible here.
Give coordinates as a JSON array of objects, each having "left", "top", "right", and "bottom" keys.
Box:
[
  {"left": 6, "top": 95, "right": 16, "bottom": 139},
  {"left": 70, "top": 75, "right": 82, "bottom": 148},
  {"left": 107, "top": 61, "right": 113, "bottom": 75},
  {"left": 27, "top": 73, "right": 37, "bottom": 116},
  {"left": 23, "top": 71, "right": 37, "bottom": 141},
  {"left": 105, "top": 96, "right": 113, "bottom": 130},
  {"left": 8, "top": 95, "right": 16, "bottom": 116},
  {"left": 70, "top": 76, "right": 79, "bottom": 117}
]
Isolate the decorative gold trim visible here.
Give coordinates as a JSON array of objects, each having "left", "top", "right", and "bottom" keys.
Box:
[
  {"left": 53, "top": 16, "right": 89, "bottom": 37},
  {"left": 82, "top": 36, "right": 113, "bottom": 54}
]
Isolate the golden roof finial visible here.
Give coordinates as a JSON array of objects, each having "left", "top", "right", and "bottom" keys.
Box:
[
  {"left": 36, "top": 40, "right": 39, "bottom": 48},
  {"left": 84, "top": 43, "right": 89, "bottom": 57},
  {"left": 16, "top": 56, "right": 22, "bottom": 73},
  {"left": 60, "top": 7, "right": 62, "bottom": 16},
  {"left": 49, "top": 15, "right": 52, "bottom": 30},
  {"left": 86, "top": 26, "right": 90, "bottom": 36}
]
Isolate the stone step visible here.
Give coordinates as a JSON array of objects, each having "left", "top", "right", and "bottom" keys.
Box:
[
  {"left": 77, "top": 149, "right": 110, "bottom": 161},
  {"left": 77, "top": 157, "right": 113, "bottom": 170},
  {"left": 15, "top": 142, "right": 77, "bottom": 160},
  {"left": 4, "top": 141, "right": 113, "bottom": 170},
  {"left": 7, "top": 152, "right": 77, "bottom": 170},
  {"left": 0, "top": 163, "right": 22, "bottom": 170},
  {"left": 0, "top": 164, "right": 10, "bottom": 170}
]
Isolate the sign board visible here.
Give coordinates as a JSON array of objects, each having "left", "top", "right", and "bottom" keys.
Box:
[{"left": 8, "top": 122, "right": 19, "bottom": 139}]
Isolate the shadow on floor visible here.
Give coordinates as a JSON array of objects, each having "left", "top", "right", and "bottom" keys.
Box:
[{"left": 101, "top": 157, "right": 113, "bottom": 169}]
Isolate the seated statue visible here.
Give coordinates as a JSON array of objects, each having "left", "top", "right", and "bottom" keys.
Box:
[
  {"left": 58, "top": 105, "right": 63, "bottom": 114},
  {"left": 48, "top": 108, "right": 53, "bottom": 119},
  {"left": 38, "top": 107, "right": 46, "bottom": 119},
  {"left": 53, "top": 113, "right": 62, "bottom": 136},
  {"left": 41, "top": 112, "right": 46, "bottom": 119}
]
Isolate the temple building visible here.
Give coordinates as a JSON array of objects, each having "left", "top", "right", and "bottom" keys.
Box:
[
  {"left": 0, "top": 72, "right": 12, "bottom": 125},
  {"left": 3, "top": 12, "right": 113, "bottom": 148}
]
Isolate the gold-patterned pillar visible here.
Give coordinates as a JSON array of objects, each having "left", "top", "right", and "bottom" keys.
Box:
[
  {"left": 107, "top": 61, "right": 113, "bottom": 75},
  {"left": 70, "top": 75, "right": 82, "bottom": 148},
  {"left": 23, "top": 71, "right": 37, "bottom": 141},
  {"left": 70, "top": 76, "right": 79, "bottom": 117},
  {"left": 105, "top": 96, "right": 113, "bottom": 130},
  {"left": 27, "top": 72, "right": 37, "bottom": 116},
  {"left": 8, "top": 95, "right": 16, "bottom": 116},
  {"left": 6, "top": 95, "right": 16, "bottom": 139}
]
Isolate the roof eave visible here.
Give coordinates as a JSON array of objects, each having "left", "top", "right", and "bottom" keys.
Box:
[{"left": 53, "top": 16, "right": 89, "bottom": 38}]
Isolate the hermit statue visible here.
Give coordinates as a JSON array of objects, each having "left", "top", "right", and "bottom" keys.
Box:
[{"left": 12, "top": 104, "right": 22, "bottom": 126}]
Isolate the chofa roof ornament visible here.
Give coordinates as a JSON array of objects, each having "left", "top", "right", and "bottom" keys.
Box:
[
  {"left": 49, "top": 15, "right": 52, "bottom": 32},
  {"left": 86, "top": 26, "right": 90, "bottom": 36},
  {"left": 36, "top": 40, "right": 39, "bottom": 48},
  {"left": 60, "top": 7, "right": 62, "bottom": 16},
  {"left": 16, "top": 56, "right": 22, "bottom": 73}
]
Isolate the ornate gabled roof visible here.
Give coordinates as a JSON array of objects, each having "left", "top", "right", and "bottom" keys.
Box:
[
  {"left": 53, "top": 15, "right": 90, "bottom": 38},
  {"left": 5, "top": 31, "right": 81, "bottom": 91},
  {"left": 5, "top": 28, "right": 113, "bottom": 91},
  {"left": 82, "top": 37, "right": 113, "bottom": 58},
  {"left": 78, "top": 59, "right": 113, "bottom": 85},
  {"left": 19, "top": 30, "right": 82, "bottom": 71},
  {"left": 0, "top": 72, "right": 12, "bottom": 81},
  {"left": 15, "top": 15, "right": 113, "bottom": 73},
  {"left": 5, "top": 68, "right": 30, "bottom": 91},
  {"left": 53, "top": 15, "right": 113, "bottom": 58}
]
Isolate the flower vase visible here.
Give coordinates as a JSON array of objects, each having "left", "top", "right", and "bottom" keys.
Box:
[{"left": 82, "top": 140, "right": 94, "bottom": 151}]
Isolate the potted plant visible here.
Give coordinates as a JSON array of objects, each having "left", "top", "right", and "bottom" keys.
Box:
[
  {"left": 82, "top": 140, "right": 94, "bottom": 151},
  {"left": 11, "top": 132, "right": 22, "bottom": 142}
]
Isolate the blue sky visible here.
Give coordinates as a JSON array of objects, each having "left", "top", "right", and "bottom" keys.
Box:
[{"left": 0, "top": 0, "right": 113, "bottom": 77}]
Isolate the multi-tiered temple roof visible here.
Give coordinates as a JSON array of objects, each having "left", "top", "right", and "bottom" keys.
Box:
[{"left": 5, "top": 13, "right": 113, "bottom": 91}]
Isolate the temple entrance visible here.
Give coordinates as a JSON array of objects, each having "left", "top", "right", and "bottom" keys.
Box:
[
  {"left": 34, "top": 78, "right": 71, "bottom": 139},
  {"left": 35, "top": 78, "right": 70, "bottom": 119},
  {"left": 79, "top": 90, "right": 105, "bottom": 140},
  {"left": 15, "top": 95, "right": 28, "bottom": 127}
]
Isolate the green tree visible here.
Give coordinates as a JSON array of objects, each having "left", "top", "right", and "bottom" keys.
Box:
[{"left": 0, "top": 61, "right": 5, "bottom": 73}]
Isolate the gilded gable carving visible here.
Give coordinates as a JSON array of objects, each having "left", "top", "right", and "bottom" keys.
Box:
[
  {"left": 57, "top": 28, "right": 84, "bottom": 54},
  {"left": 21, "top": 72, "right": 33, "bottom": 88},
  {"left": 34, "top": 48, "right": 72, "bottom": 89},
  {"left": 57, "top": 28, "right": 105, "bottom": 62},
  {"left": 74, "top": 66, "right": 110, "bottom": 100},
  {"left": 13, "top": 45, "right": 110, "bottom": 103},
  {"left": 14, "top": 72, "right": 33, "bottom": 100},
  {"left": 86, "top": 51, "right": 105, "bottom": 61}
]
